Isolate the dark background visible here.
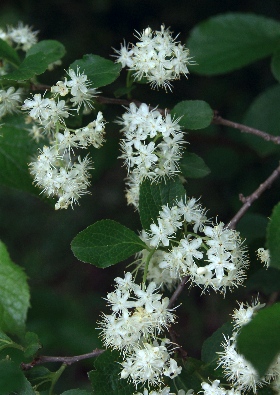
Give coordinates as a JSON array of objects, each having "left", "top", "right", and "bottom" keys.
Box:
[{"left": 0, "top": 0, "right": 280, "bottom": 391}]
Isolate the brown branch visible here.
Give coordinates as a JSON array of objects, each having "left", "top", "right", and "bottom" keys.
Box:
[
  {"left": 21, "top": 348, "right": 105, "bottom": 371},
  {"left": 227, "top": 163, "right": 280, "bottom": 229},
  {"left": 267, "top": 291, "right": 279, "bottom": 307},
  {"left": 168, "top": 276, "right": 188, "bottom": 309},
  {"left": 212, "top": 112, "right": 280, "bottom": 145}
]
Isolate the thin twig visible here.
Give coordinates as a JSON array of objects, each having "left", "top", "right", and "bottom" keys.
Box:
[
  {"left": 227, "top": 163, "right": 280, "bottom": 229},
  {"left": 212, "top": 112, "right": 280, "bottom": 145},
  {"left": 168, "top": 276, "right": 188, "bottom": 309},
  {"left": 21, "top": 348, "right": 105, "bottom": 371}
]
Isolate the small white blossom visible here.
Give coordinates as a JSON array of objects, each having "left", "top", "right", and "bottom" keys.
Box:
[
  {"left": 7, "top": 22, "right": 38, "bottom": 51},
  {"left": 232, "top": 298, "right": 265, "bottom": 330},
  {"left": 118, "top": 102, "right": 185, "bottom": 208},
  {"left": 256, "top": 247, "right": 270, "bottom": 268},
  {"left": 0, "top": 87, "right": 23, "bottom": 118},
  {"left": 114, "top": 25, "right": 195, "bottom": 91}
]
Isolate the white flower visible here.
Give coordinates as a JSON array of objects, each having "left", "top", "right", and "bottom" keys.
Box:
[
  {"left": 118, "top": 102, "right": 185, "bottom": 208},
  {"left": 217, "top": 334, "right": 269, "bottom": 393},
  {"left": 0, "top": 87, "right": 23, "bottom": 118},
  {"left": 232, "top": 298, "right": 265, "bottom": 330},
  {"left": 120, "top": 340, "right": 181, "bottom": 387},
  {"left": 256, "top": 248, "right": 270, "bottom": 268},
  {"left": 114, "top": 25, "right": 195, "bottom": 91},
  {"left": 7, "top": 22, "right": 38, "bottom": 51}
]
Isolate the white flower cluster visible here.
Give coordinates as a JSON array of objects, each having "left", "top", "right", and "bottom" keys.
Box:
[
  {"left": 114, "top": 25, "right": 194, "bottom": 91},
  {"left": 98, "top": 272, "right": 182, "bottom": 388},
  {"left": 22, "top": 67, "right": 105, "bottom": 209},
  {"left": 117, "top": 102, "right": 185, "bottom": 208},
  {"left": 256, "top": 247, "right": 270, "bottom": 268},
  {"left": 0, "top": 22, "right": 38, "bottom": 52},
  {"left": 0, "top": 87, "right": 24, "bottom": 118},
  {"left": 29, "top": 112, "right": 105, "bottom": 209},
  {"left": 218, "top": 299, "right": 280, "bottom": 393},
  {"left": 136, "top": 196, "right": 248, "bottom": 294},
  {"left": 201, "top": 380, "right": 241, "bottom": 395}
]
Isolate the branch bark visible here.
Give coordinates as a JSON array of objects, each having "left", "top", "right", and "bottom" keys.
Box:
[{"left": 21, "top": 348, "right": 105, "bottom": 370}]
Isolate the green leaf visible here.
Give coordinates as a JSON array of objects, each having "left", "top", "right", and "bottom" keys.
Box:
[
  {"left": 88, "top": 350, "right": 136, "bottom": 395},
  {"left": 0, "top": 114, "right": 39, "bottom": 194},
  {"left": 187, "top": 13, "right": 280, "bottom": 75},
  {"left": 237, "top": 303, "right": 280, "bottom": 377},
  {"left": 26, "top": 39, "right": 66, "bottom": 64},
  {"left": 0, "top": 38, "right": 20, "bottom": 65},
  {"left": 173, "top": 357, "right": 204, "bottom": 393},
  {"left": 171, "top": 100, "right": 213, "bottom": 130},
  {"left": 18, "top": 377, "right": 36, "bottom": 395},
  {"left": 139, "top": 177, "right": 186, "bottom": 230},
  {"left": 0, "top": 52, "right": 50, "bottom": 81},
  {"left": 242, "top": 85, "right": 280, "bottom": 156},
  {"left": 0, "top": 330, "right": 15, "bottom": 351},
  {"left": 201, "top": 321, "right": 233, "bottom": 364},
  {"left": 24, "top": 332, "right": 41, "bottom": 358},
  {"left": 267, "top": 202, "right": 280, "bottom": 269},
  {"left": 71, "top": 220, "right": 147, "bottom": 267},
  {"left": 180, "top": 152, "right": 210, "bottom": 178},
  {"left": 0, "top": 240, "right": 30, "bottom": 335},
  {"left": 70, "top": 54, "right": 122, "bottom": 88},
  {"left": 0, "top": 359, "right": 25, "bottom": 394}
]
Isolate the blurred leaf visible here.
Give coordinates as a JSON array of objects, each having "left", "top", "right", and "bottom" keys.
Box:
[
  {"left": 242, "top": 85, "right": 280, "bottom": 156},
  {"left": 1, "top": 52, "right": 51, "bottom": 81},
  {"left": 187, "top": 13, "right": 280, "bottom": 75},
  {"left": 71, "top": 220, "right": 147, "bottom": 267},
  {"left": 26, "top": 366, "right": 52, "bottom": 391},
  {"left": 70, "top": 54, "right": 122, "bottom": 88},
  {"left": 201, "top": 321, "right": 233, "bottom": 364},
  {"left": 171, "top": 100, "right": 213, "bottom": 130},
  {"left": 139, "top": 177, "right": 186, "bottom": 230},
  {"left": 0, "top": 240, "right": 29, "bottom": 335},
  {"left": 89, "top": 350, "right": 136, "bottom": 395},
  {"left": 24, "top": 332, "right": 41, "bottom": 358},
  {"left": 180, "top": 152, "right": 210, "bottom": 178},
  {"left": 0, "top": 359, "right": 25, "bottom": 394},
  {"left": 267, "top": 202, "right": 280, "bottom": 269},
  {"left": 246, "top": 268, "right": 280, "bottom": 294},
  {"left": 0, "top": 330, "right": 19, "bottom": 353},
  {"left": 0, "top": 114, "right": 38, "bottom": 194},
  {"left": 0, "top": 38, "right": 20, "bottom": 66},
  {"left": 18, "top": 377, "right": 36, "bottom": 395},
  {"left": 26, "top": 40, "right": 66, "bottom": 64},
  {"left": 237, "top": 303, "right": 280, "bottom": 377}
]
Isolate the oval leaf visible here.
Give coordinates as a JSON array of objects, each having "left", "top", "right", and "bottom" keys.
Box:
[
  {"left": 267, "top": 202, "right": 280, "bottom": 270},
  {"left": 242, "top": 85, "right": 280, "bottom": 156},
  {"left": 0, "top": 241, "right": 30, "bottom": 335},
  {"left": 26, "top": 39, "right": 65, "bottom": 64},
  {"left": 171, "top": 100, "right": 213, "bottom": 130},
  {"left": 71, "top": 220, "right": 147, "bottom": 267},
  {"left": 187, "top": 13, "right": 280, "bottom": 75},
  {"left": 237, "top": 303, "right": 280, "bottom": 377},
  {"left": 139, "top": 177, "right": 186, "bottom": 231},
  {"left": 70, "top": 54, "right": 122, "bottom": 88},
  {"left": 180, "top": 152, "right": 210, "bottom": 178}
]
